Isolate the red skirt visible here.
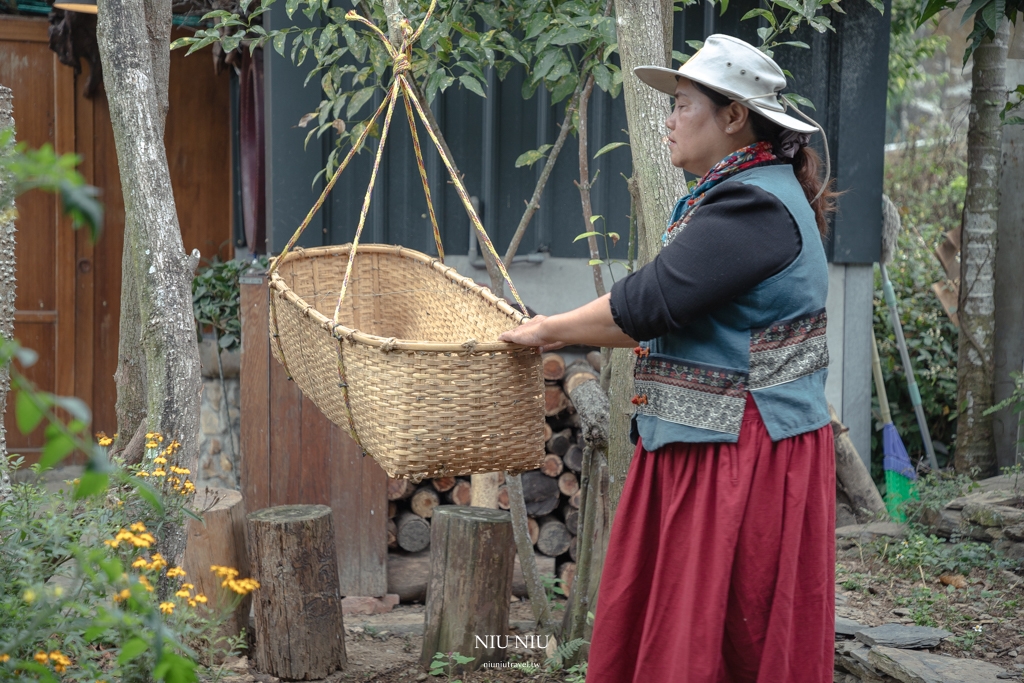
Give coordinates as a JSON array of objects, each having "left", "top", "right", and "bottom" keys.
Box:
[{"left": 586, "top": 395, "right": 835, "bottom": 683}]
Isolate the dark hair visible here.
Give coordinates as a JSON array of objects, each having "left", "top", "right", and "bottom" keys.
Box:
[{"left": 691, "top": 81, "right": 837, "bottom": 237}]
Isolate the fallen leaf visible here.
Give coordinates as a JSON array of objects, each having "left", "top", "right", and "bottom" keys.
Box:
[{"left": 940, "top": 573, "right": 968, "bottom": 589}]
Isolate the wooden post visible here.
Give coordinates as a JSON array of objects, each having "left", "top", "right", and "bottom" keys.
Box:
[
  {"left": 181, "top": 487, "right": 251, "bottom": 646},
  {"left": 420, "top": 507, "right": 516, "bottom": 672},
  {"left": 247, "top": 505, "right": 347, "bottom": 679}
]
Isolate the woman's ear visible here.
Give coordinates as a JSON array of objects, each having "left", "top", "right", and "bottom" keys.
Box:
[{"left": 721, "top": 102, "right": 750, "bottom": 134}]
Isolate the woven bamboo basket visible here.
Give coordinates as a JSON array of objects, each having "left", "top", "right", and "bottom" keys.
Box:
[{"left": 268, "top": 243, "right": 546, "bottom": 481}]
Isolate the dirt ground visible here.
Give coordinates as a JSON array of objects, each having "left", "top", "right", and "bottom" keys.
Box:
[
  {"left": 212, "top": 541, "right": 1024, "bottom": 683},
  {"left": 834, "top": 542, "right": 1024, "bottom": 673}
]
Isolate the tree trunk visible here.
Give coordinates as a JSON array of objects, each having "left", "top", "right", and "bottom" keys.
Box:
[
  {"left": 956, "top": 21, "right": 1011, "bottom": 477},
  {"left": 97, "top": 0, "right": 203, "bottom": 570},
  {"left": 606, "top": 0, "right": 686, "bottom": 523},
  {"left": 0, "top": 86, "right": 15, "bottom": 505}
]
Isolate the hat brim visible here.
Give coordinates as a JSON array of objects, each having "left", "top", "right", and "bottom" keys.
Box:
[{"left": 632, "top": 65, "right": 818, "bottom": 134}]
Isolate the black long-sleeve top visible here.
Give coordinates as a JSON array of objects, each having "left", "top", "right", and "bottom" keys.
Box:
[{"left": 609, "top": 180, "right": 804, "bottom": 343}]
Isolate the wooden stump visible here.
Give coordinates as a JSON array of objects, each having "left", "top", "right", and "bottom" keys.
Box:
[
  {"left": 396, "top": 511, "right": 431, "bottom": 553},
  {"left": 540, "top": 454, "right": 564, "bottom": 478},
  {"left": 546, "top": 428, "right": 573, "bottom": 456},
  {"left": 431, "top": 477, "right": 457, "bottom": 493},
  {"left": 387, "top": 550, "right": 555, "bottom": 602},
  {"left": 562, "top": 445, "right": 583, "bottom": 473},
  {"left": 521, "top": 471, "right": 560, "bottom": 516},
  {"left": 447, "top": 479, "right": 473, "bottom": 506},
  {"left": 182, "top": 487, "right": 250, "bottom": 648},
  {"left": 247, "top": 505, "right": 347, "bottom": 680},
  {"left": 542, "top": 353, "right": 566, "bottom": 381},
  {"left": 558, "top": 471, "right": 579, "bottom": 498},
  {"left": 536, "top": 517, "right": 572, "bottom": 557},
  {"left": 387, "top": 477, "right": 416, "bottom": 501},
  {"left": 411, "top": 486, "right": 441, "bottom": 518},
  {"left": 421, "top": 507, "right": 516, "bottom": 671}
]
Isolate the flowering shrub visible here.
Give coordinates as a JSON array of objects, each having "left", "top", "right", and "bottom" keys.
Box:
[{"left": 0, "top": 340, "right": 258, "bottom": 682}]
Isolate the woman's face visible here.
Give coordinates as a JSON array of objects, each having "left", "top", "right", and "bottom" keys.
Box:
[{"left": 665, "top": 78, "right": 755, "bottom": 176}]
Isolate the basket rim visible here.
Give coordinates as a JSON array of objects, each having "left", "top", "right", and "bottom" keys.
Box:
[{"left": 269, "top": 243, "right": 532, "bottom": 353}]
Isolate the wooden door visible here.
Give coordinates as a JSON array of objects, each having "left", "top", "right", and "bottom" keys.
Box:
[
  {"left": 0, "top": 17, "right": 77, "bottom": 459},
  {"left": 0, "top": 16, "right": 232, "bottom": 459}
]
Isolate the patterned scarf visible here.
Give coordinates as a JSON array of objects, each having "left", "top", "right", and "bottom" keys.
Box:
[{"left": 662, "top": 140, "right": 777, "bottom": 247}]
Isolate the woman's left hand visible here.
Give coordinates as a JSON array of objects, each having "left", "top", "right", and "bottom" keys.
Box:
[{"left": 499, "top": 316, "right": 566, "bottom": 352}]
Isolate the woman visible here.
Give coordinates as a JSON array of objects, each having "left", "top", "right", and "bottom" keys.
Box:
[{"left": 499, "top": 34, "right": 838, "bottom": 682}]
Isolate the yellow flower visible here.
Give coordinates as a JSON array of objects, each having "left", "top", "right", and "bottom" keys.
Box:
[
  {"left": 226, "top": 578, "right": 260, "bottom": 596},
  {"left": 52, "top": 586, "right": 63, "bottom": 597},
  {"left": 114, "top": 588, "right": 131, "bottom": 602},
  {"left": 211, "top": 566, "right": 239, "bottom": 580},
  {"left": 165, "top": 566, "right": 186, "bottom": 579},
  {"left": 131, "top": 532, "right": 155, "bottom": 549},
  {"left": 152, "top": 469, "right": 167, "bottom": 478},
  {"left": 49, "top": 651, "right": 71, "bottom": 673},
  {"left": 175, "top": 589, "right": 191, "bottom": 598},
  {"left": 152, "top": 456, "right": 167, "bottom": 464},
  {"left": 0, "top": 654, "right": 10, "bottom": 663},
  {"left": 170, "top": 466, "right": 191, "bottom": 475},
  {"left": 138, "top": 576, "right": 154, "bottom": 592},
  {"left": 180, "top": 480, "right": 196, "bottom": 495},
  {"left": 34, "top": 652, "right": 48, "bottom": 665},
  {"left": 159, "top": 601, "right": 175, "bottom": 615},
  {"left": 193, "top": 593, "right": 207, "bottom": 604},
  {"left": 98, "top": 437, "right": 113, "bottom": 447},
  {"left": 23, "top": 589, "right": 36, "bottom": 604},
  {"left": 149, "top": 553, "right": 167, "bottom": 571},
  {"left": 135, "top": 471, "right": 150, "bottom": 478},
  {"left": 130, "top": 522, "right": 147, "bottom": 533},
  {"left": 145, "top": 441, "right": 158, "bottom": 449},
  {"left": 132, "top": 558, "right": 150, "bottom": 569}
]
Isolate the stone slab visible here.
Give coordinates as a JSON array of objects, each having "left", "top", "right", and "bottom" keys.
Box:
[
  {"left": 837, "top": 616, "right": 867, "bottom": 636},
  {"left": 836, "top": 522, "right": 908, "bottom": 543},
  {"left": 855, "top": 624, "right": 952, "bottom": 649},
  {"left": 869, "top": 645, "right": 1008, "bottom": 683}
]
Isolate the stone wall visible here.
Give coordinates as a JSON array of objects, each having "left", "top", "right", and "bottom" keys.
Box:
[{"left": 196, "top": 340, "right": 241, "bottom": 490}]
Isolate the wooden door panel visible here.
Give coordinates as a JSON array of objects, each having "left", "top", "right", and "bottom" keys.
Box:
[{"left": 0, "top": 18, "right": 75, "bottom": 458}]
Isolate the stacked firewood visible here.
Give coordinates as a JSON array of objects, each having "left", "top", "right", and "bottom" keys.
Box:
[{"left": 385, "top": 350, "right": 602, "bottom": 594}]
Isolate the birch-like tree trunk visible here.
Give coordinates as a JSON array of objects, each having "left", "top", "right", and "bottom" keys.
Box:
[
  {"left": 955, "top": 21, "right": 1010, "bottom": 477},
  {"left": 113, "top": 0, "right": 171, "bottom": 459},
  {"left": 606, "top": 0, "right": 687, "bottom": 515},
  {"left": 0, "top": 87, "right": 16, "bottom": 504},
  {"left": 97, "top": 0, "right": 202, "bottom": 567}
]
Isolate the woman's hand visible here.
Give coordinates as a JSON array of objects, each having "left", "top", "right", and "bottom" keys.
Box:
[{"left": 499, "top": 316, "right": 566, "bottom": 352}]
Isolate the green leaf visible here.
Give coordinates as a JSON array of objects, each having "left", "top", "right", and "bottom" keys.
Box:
[
  {"left": 549, "top": 27, "right": 589, "bottom": 46},
  {"left": 588, "top": 259, "right": 605, "bottom": 266},
  {"left": 119, "top": 638, "right": 150, "bottom": 666},
  {"left": 155, "top": 653, "right": 198, "bottom": 683},
  {"left": 550, "top": 73, "right": 578, "bottom": 104},
  {"left": 59, "top": 180, "right": 103, "bottom": 240},
  {"left": 460, "top": 74, "right": 486, "bottom": 98},
  {"left": 39, "top": 431, "right": 75, "bottom": 470},
  {"left": 776, "top": 40, "right": 810, "bottom": 48},
  {"left": 574, "top": 231, "right": 602, "bottom": 242},
  {"left": 73, "top": 470, "right": 109, "bottom": 499},
  {"left": 593, "top": 141, "right": 629, "bottom": 158},
  {"left": 133, "top": 480, "right": 165, "bottom": 515},
  {"left": 742, "top": 8, "right": 778, "bottom": 25},
  {"left": 285, "top": 0, "right": 299, "bottom": 18},
  {"left": 515, "top": 144, "right": 553, "bottom": 168},
  {"left": 84, "top": 625, "right": 110, "bottom": 642},
  {"left": 99, "top": 557, "right": 124, "bottom": 583},
  {"left": 15, "top": 390, "right": 44, "bottom": 434},
  {"left": 782, "top": 92, "right": 816, "bottom": 110},
  {"left": 545, "top": 54, "right": 572, "bottom": 83},
  {"left": 347, "top": 88, "right": 375, "bottom": 119},
  {"left": 531, "top": 49, "right": 562, "bottom": 83},
  {"left": 720, "top": 0, "right": 730, "bottom": 14},
  {"left": 54, "top": 395, "right": 91, "bottom": 423}
]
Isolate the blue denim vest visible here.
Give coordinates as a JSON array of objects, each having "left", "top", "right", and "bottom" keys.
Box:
[{"left": 631, "top": 165, "right": 830, "bottom": 449}]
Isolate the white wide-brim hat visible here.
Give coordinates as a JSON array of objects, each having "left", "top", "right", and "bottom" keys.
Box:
[{"left": 634, "top": 34, "right": 817, "bottom": 134}]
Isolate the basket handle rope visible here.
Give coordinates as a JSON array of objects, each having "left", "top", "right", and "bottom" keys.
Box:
[{"left": 267, "top": 0, "right": 528, "bottom": 319}]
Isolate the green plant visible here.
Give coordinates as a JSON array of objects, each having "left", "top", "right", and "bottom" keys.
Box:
[
  {"left": 544, "top": 637, "right": 585, "bottom": 672},
  {"left": 428, "top": 651, "right": 474, "bottom": 680},
  {"left": 875, "top": 136, "right": 965, "bottom": 477},
  {"left": 0, "top": 339, "right": 256, "bottom": 682},
  {"left": 898, "top": 469, "right": 979, "bottom": 525},
  {"left": 192, "top": 257, "right": 269, "bottom": 354},
  {"left": 887, "top": 531, "right": 1008, "bottom": 575},
  {"left": 540, "top": 572, "right": 568, "bottom": 603},
  {"left": 0, "top": 128, "right": 102, "bottom": 240},
  {"left": 984, "top": 371, "right": 1024, "bottom": 455}
]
